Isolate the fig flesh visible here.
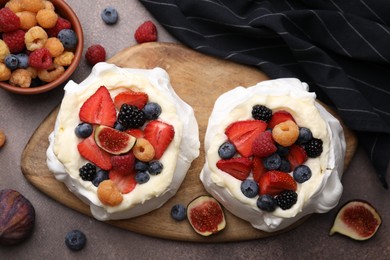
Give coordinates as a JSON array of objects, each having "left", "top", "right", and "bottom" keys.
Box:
[
  {"left": 94, "top": 125, "right": 136, "bottom": 155},
  {"left": 187, "top": 195, "right": 226, "bottom": 236},
  {"left": 0, "top": 189, "right": 35, "bottom": 246},
  {"left": 330, "top": 200, "right": 381, "bottom": 240}
]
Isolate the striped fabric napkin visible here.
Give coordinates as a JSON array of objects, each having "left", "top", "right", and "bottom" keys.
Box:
[{"left": 140, "top": 0, "right": 390, "bottom": 188}]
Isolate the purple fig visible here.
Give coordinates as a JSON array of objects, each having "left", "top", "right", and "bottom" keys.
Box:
[
  {"left": 330, "top": 200, "right": 382, "bottom": 240},
  {"left": 187, "top": 195, "right": 226, "bottom": 236}
]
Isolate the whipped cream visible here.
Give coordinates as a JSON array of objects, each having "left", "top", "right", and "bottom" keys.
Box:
[
  {"left": 47, "top": 63, "right": 200, "bottom": 221},
  {"left": 200, "top": 78, "right": 345, "bottom": 232}
]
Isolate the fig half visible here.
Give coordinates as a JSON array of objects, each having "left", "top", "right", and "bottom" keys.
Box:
[
  {"left": 330, "top": 200, "right": 382, "bottom": 240},
  {"left": 187, "top": 195, "right": 226, "bottom": 236},
  {"left": 94, "top": 125, "right": 136, "bottom": 155}
]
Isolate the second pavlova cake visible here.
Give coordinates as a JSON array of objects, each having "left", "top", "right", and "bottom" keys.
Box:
[{"left": 47, "top": 62, "right": 200, "bottom": 221}]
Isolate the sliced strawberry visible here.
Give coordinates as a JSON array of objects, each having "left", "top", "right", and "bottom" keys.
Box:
[
  {"left": 79, "top": 86, "right": 116, "bottom": 127},
  {"left": 110, "top": 153, "right": 135, "bottom": 175},
  {"left": 216, "top": 157, "right": 252, "bottom": 181},
  {"left": 258, "top": 170, "right": 297, "bottom": 196},
  {"left": 109, "top": 170, "right": 136, "bottom": 194},
  {"left": 252, "top": 131, "right": 277, "bottom": 158},
  {"left": 77, "top": 135, "right": 112, "bottom": 170},
  {"left": 286, "top": 144, "right": 308, "bottom": 170},
  {"left": 125, "top": 128, "right": 144, "bottom": 138},
  {"left": 114, "top": 91, "right": 148, "bottom": 110},
  {"left": 225, "top": 120, "right": 267, "bottom": 157},
  {"left": 252, "top": 156, "right": 266, "bottom": 182},
  {"left": 144, "top": 120, "right": 174, "bottom": 159},
  {"left": 268, "top": 110, "right": 295, "bottom": 129}
]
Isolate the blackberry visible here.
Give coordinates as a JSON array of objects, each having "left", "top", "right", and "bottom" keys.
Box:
[
  {"left": 304, "top": 138, "right": 323, "bottom": 158},
  {"left": 117, "top": 104, "right": 146, "bottom": 129},
  {"left": 79, "top": 163, "right": 96, "bottom": 181},
  {"left": 252, "top": 105, "right": 272, "bottom": 123},
  {"left": 276, "top": 190, "right": 298, "bottom": 210}
]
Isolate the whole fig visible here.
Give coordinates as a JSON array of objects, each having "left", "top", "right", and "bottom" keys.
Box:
[{"left": 0, "top": 189, "right": 35, "bottom": 246}]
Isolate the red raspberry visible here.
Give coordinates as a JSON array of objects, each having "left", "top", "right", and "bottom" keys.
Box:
[
  {"left": 0, "top": 7, "right": 20, "bottom": 32},
  {"left": 3, "top": 30, "right": 26, "bottom": 54},
  {"left": 134, "top": 21, "right": 157, "bottom": 43},
  {"left": 252, "top": 131, "right": 277, "bottom": 158},
  {"left": 85, "top": 44, "right": 106, "bottom": 65},
  {"left": 29, "top": 48, "right": 53, "bottom": 69},
  {"left": 46, "top": 17, "right": 72, "bottom": 37}
]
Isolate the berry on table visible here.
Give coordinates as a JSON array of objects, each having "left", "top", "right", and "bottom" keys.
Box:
[
  {"left": 257, "top": 194, "right": 277, "bottom": 212},
  {"left": 276, "top": 190, "right": 298, "bottom": 210},
  {"left": 240, "top": 179, "right": 259, "bottom": 198},
  {"left": 293, "top": 165, "right": 312, "bottom": 183},
  {"left": 304, "top": 138, "right": 323, "bottom": 158},
  {"left": 143, "top": 102, "right": 162, "bottom": 120},
  {"left": 79, "top": 163, "right": 97, "bottom": 181},
  {"left": 85, "top": 44, "right": 106, "bottom": 66},
  {"left": 252, "top": 105, "right": 272, "bottom": 123},
  {"left": 171, "top": 204, "right": 187, "bottom": 221},
  {"left": 65, "top": 230, "right": 87, "bottom": 251},
  {"left": 101, "top": 7, "right": 119, "bottom": 25},
  {"left": 135, "top": 171, "right": 150, "bottom": 184},
  {"left": 75, "top": 122, "right": 93, "bottom": 138},
  {"left": 4, "top": 54, "right": 18, "bottom": 70},
  {"left": 57, "top": 29, "right": 78, "bottom": 49},
  {"left": 134, "top": 20, "right": 158, "bottom": 43},
  {"left": 117, "top": 104, "right": 146, "bottom": 129},
  {"left": 0, "top": 7, "right": 20, "bottom": 32},
  {"left": 218, "top": 141, "right": 236, "bottom": 159},
  {"left": 148, "top": 160, "right": 163, "bottom": 175}
]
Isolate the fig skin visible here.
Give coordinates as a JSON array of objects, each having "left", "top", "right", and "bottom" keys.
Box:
[
  {"left": 329, "top": 199, "right": 382, "bottom": 241},
  {"left": 187, "top": 195, "right": 226, "bottom": 236},
  {"left": 0, "top": 189, "right": 36, "bottom": 246}
]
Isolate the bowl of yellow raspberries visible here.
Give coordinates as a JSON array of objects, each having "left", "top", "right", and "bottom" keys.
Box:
[{"left": 0, "top": 0, "right": 83, "bottom": 94}]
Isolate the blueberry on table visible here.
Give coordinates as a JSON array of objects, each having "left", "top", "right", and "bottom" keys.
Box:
[
  {"left": 65, "top": 230, "right": 87, "bottom": 251},
  {"left": 171, "top": 204, "right": 186, "bottom": 221},
  {"left": 101, "top": 7, "right": 119, "bottom": 25}
]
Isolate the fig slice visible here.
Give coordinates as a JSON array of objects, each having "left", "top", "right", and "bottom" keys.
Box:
[
  {"left": 94, "top": 125, "right": 136, "bottom": 155},
  {"left": 329, "top": 200, "right": 382, "bottom": 240},
  {"left": 187, "top": 195, "right": 226, "bottom": 236}
]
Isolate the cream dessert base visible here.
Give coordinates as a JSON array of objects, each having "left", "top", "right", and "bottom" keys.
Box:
[
  {"left": 200, "top": 78, "right": 345, "bottom": 232},
  {"left": 47, "top": 63, "right": 200, "bottom": 221}
]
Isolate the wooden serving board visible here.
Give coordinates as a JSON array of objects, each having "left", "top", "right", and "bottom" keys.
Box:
[{"left": 21, "top": 42, "right": 357, "bottom": 242}]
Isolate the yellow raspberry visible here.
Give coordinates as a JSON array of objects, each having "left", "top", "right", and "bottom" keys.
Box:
[
  {"left": 5, "top": 0, "right": 23, "bottom": 13},
  {"left": 0, "top": 40, "right": 10, "bottom": 63},
  {"left": 272, "top": 120, "right": 299, "bottom": 147},
  {"left": 21, "top": 0, "right": 45, "bottom": 13},
  {"left": 37, "top": 64, "right": 65, "bottom": 82},
  {"left": 9, "top": 69, "right": 32, "bottom": 88},
  {"left": 16, "top": 11, "right": 37, "bottom": 30},
  {"left": 25, "top": 26, "right": 48, "bottom": 51},
  {"left": 0, "top": 63, "right": 12, "bottom": 81},
  {"left": 97, "top": 180, "right": 123, "bottom": 206},
  {"left": 27, "top": 67, "right": 38, "bottom": 79},
  {"left": 54, "top": 51, "right": 74, "bottom": 66},
  {"left": 36, "top": 9, "right": 58, "bottom": 28},
  {"left": 43, "top": 0, "right": 55, "bottom": 10},
  {"left": 45, "top": 37, "right": 64, "bottom": 57}
]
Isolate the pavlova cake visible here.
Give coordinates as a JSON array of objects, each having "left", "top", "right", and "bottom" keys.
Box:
[
  {"left": 200, "top": 78, "right": 346, "bottom": 232},
  {"left": 47, "top": 62, "right": 200, "bottom": 221}
]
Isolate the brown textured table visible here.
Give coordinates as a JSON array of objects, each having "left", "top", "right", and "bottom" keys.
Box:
[{"left": 0, "top": 1, "right": 389, "bottom": 259}]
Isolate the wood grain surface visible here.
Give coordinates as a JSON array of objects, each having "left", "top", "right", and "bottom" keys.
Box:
[{"left": 21, "top": 42, "right": 358, "bottom": 242}]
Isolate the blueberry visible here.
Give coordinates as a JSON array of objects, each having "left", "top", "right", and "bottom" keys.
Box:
[
  {"left": 278, "top": 158, "right": 291, "bottom": 173},
  {"left": 148, "top": 161, "right": 163, "bottom": 175},
  {"left": 143, "top": 102, "right": 162, "bottom": 120},
  {"left": 4, "top": 54, "right": 18, "bottom": 70},
  {"left": 135, "top": 171, "right": 150, "bottom": 184},
  {"left": 101, "top": 6, "right": 119, "bottom": 25},
  {"left": 171, "top": 204, "right": 186, "bottom": 221},
  {"left": 135, "top": 160, "right": 148, "bottom": 172},
  {"left": 293, "top": 165, "right": 312, "bottom": 183},
  {"left": 92, "top": 169, "right": 109, "bottom": 187},
  {"left": 240, "top": 179, "right": 259, "bottom": 198},
  {"left": 75, "top": 122, "right": 93, "bottom": 138},
  {"left": 263, "top": 153, "right": 281, "bottom": 170},
  {"left": 257, "top": 195, "right": 277, "bottom": 212},
  {"left": 276, "top": 144, "right": 289, "bottom": 157},
  {"left": 114, "top": 121, "right": 126, "bottom": 131},
  {"left": 296, "top": 127, "right": 313, "bottom": 145},
  {"left": 16, "top": 53, "right": 29, "bottom": 68},
  {"left": 58, "top": 29, "right": 78, "bottom": 49},
  {"left": 65, "top": 230, "right": 87, "bottom": 251},
  {"left": 218, "top": 142, "right": 236, "bottom": 159}
]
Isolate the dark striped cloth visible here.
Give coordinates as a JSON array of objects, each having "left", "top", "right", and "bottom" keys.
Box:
[{"left": 140, "top": 0, "right": 390, "bottom": 188}]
